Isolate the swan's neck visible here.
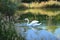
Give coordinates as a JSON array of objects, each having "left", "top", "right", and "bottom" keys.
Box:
[{"left": 27, "top": 19, "right": 29, "bottom": 24}]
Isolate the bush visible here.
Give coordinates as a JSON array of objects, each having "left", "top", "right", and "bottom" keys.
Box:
[
  {"left": 0, "top": 14, "right": 25, "bottom": 40},
  {"left": 18, "top": 4, "right": 28, "bottom": 10}
]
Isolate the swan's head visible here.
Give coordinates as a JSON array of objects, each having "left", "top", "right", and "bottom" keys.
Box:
[{"left": 24, "top": 18, "right": 29, "bottom": 21}]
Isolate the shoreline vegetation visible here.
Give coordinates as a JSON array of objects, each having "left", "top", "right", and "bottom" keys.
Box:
[{"left": 18, "top": 1, "right": 60, "bottom": 10}]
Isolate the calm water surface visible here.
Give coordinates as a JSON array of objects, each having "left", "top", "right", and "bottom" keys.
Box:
[{"left": 15, "top": 8, "right": 60, "bottom": 39}]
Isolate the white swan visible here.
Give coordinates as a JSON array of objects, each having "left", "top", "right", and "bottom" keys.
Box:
[
  {"left": 15, "top": 18, "right": 41, "bottom": 27},
  {"left": 24, "top": 18, "right": 41, "bottom": 28}
]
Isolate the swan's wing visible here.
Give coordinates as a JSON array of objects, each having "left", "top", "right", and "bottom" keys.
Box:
[
  {"left": 32, "top": 23, "right": 41, "bottom": 27},
  {"left": 30, "top": 20, "right": 39, "bottom": 25}
]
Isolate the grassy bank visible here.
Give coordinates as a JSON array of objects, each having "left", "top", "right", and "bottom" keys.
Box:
[{"left": 18, "top": 1, "right": 60, "bottom": 9}]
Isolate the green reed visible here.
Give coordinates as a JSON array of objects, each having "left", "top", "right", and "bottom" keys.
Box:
[{"left": 0, "top": 14, "right": 25, "bottom": 40}]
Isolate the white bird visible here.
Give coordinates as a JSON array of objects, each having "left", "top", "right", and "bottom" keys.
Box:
[
  {"left": 14, "top": 18, "right": 41, "bottom": 35},
  {"left": 15, "top": 18, "right": 41, "bottom": 29},
  {"left": 24, "top": 18, "right": 41, "bottom": 28}
]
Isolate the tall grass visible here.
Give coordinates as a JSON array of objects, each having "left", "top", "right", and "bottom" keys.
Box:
[{"left": 0, "top": 14, "right": 25, "bottom": 40}]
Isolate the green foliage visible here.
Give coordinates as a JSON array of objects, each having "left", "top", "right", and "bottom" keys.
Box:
[
  {"left": 0, "top": 0, "right": 17, "bottom": 16},
  {"left": 53, "top": 14, "right": 60, "bottom": 24},
  {"left": 47, "top": 26, "right": 58, "bottom": 33},
  {"left": 18, "top": 12, "right": 35, "bottom": 20},
  {"left": 0, "top": 14, "right": 25, "bottom": 40},
  {"left": 36, "top": 14, "right": 48, "bottom": 22},
  {"left": 0, "top": 0, "right": 25, "bottom": 40},
  {"left": 21, "top": 0, "right": 48, "bottom": 3},
  {"left": 43, "top": 4, "right": 60, "bottom": 8},
  {"left": 18, "top": 5, "right": 28, "bottom": 10}
]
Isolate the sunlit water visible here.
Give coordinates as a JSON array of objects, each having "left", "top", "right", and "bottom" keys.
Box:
[{"left": 15, "top": 8, "right": 60, "bottom": 40}]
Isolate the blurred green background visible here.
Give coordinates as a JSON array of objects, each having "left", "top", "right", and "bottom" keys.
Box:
[{"left": 0, "top": 0, "right": 60, "bottom": 40}]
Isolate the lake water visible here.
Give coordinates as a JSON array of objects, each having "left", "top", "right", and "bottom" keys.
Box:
[{"left": 15, "top": 8, "right": 60, "bottom": 40}]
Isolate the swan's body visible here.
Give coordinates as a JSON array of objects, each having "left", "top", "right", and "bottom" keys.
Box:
[{"left": 24, "top": 18, "right": 41, "bottom": 28}]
